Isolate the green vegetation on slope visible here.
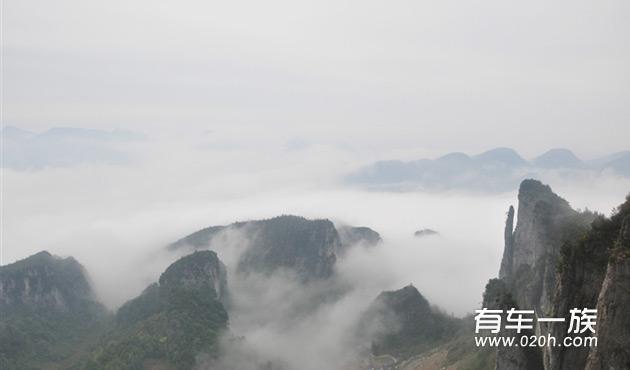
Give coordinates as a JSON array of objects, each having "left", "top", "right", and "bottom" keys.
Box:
[
  {"left": 362, "top": 285, "right": 461, "bottom": 359},
  {"left": 0, "top": 251, "right": 109, "bottom": 370},
  {"left": 83, "top": 251, "right": 229, "bottom": 370}
]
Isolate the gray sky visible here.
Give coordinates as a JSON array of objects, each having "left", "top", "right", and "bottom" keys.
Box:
[{"left": 4, "top": 0, "right": 630, "bottom": 158}]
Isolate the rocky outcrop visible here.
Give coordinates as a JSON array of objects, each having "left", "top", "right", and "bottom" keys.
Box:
[
  {"left": 159, "top": 249, "right": 227, "bottom": 302},
  {"left": 414, "top": 229, "right": 439, "bottom": 238},
  {"left": 236, "top": 216, "right": 338, "bottom": 280},
  {"left": 498, "top": 180, "right": 594, "bottom": 325},
  {"left": 116, "top": 250, "right": 228, "bottom": 327},
  {"left": 0, "top": 251, "right": 106, "bottom": 369},
  {"left": 499, "top": 206, "right": 515, "bottom": 279},
  {"left": 483, "top": 279, "right": 542, "bottom": 370},
  {"left": 169, "top": 215, "right": 342, "bottom": 281},
  {"left": 488, "top": 179, "right": 630, "bottom": 370},
  {"left": 585, "top": 214, "right": 630, "bottom": 370},
  {"left": 337, "top": 225, "right": 382, "bottom": 252},
  {"left": 90, "top": 250, "right": 229, "bottom": 370},
  {"left": 490, "top": 180, "right": 583, "bottom": 369},
  {"left": 0, "top": 250, "right": 103, "bottom": 314},
  {"left": 508, "top": 180, "right": 576, "bottom": 279},
  {"left": 544, "top": 198, "right": 630, "bottom": 370}
]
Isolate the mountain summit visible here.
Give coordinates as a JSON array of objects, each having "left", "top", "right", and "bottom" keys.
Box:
[
  {"left": 0, "top": 251, "right": 106, "bottom": 369},
  {"left": 486, "top": 179, "right": 630, "bottom": 370},
  {"left": 532, "top": 148, "right": 585, "bottom": 169},
  {"left": 169, "top": 215, "right": 380, "bottom": 281}
]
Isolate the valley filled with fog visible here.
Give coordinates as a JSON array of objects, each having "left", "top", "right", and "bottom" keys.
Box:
[{"left": 3, "top": 131, "right": 628, "bottom": 319}]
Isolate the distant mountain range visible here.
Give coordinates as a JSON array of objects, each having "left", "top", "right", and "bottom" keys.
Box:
[
  {"left": 347, "top": 148, "right": 630, "bottom": 192},
  {"left": 1, "top": 126, "right": 143, "bottom": 170}
]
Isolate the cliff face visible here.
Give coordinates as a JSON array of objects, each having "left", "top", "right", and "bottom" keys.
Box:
[
  {"left": 585, "top": 213, "right": 630, "bottom": 369},
  {"left": 499, "top": 206, "right": 515, "bottom": 279},
  {"left": 498, "top": 180, "right": 593, "bottom": 326},
  {"left": 169, "top": 215, "right": 349, "bottom": 281},
  {"left": 159, "top": 249, "right": 227, "bottom": 303},
  {"left": 546, "top": 195, "right": 630, "bottom": 370},
  {"left": 0, "top": 251, "right": 106, "bottom": 369},
  {"left": 236, "top": 216, "right": 339, "bottom": 280},
  {"left": 493, "top": 180, "right": 593, "bottom": 370},
  {"left": 490, "top": 179, "right": 630, "bottom": 370},
  {"left": 0, "top": 251, "right": 101, "bottom": 314},
  {"left": 483, "top": 279, "right": 542, "bottom": 370},
  {"left": 504, "top": 181, "right": 586, "bottom": 308}
]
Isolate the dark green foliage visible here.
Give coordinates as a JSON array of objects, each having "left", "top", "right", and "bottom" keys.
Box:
[
  {"left": 0, "top": 251, "right": 109, "bottom": 369},
  {"left": 160, "top": 250, "right": 225, "bottom": 297},
  {"left": 610, "top": 194, "right": 630, "bottom": 258},
  {"left": 84, "top": 251, "right": 229, "bottom": 370},
  {"left": 168, "top": 215, "right": 339, "bottom": 281},
  {"left": 482, "top": 278, "right": 515, "bottom": 309},
  {"left": 235, "top": 216, "right": 338, "bottom": 279},
  {"left": 85, "top": 296, "right": 226, "bottom": 370},
  {"left": 363, "top": 285, "right": 460, "bottom": 359},
  {"left": 558, "top": 194, "right": 630, "bottom": 273},
  {"left": 0, "top": 251, "right": 101, "bottom": 315},
  {"left": 0, "top": 315, "right": 112, "bottom": 370},
  {"left": 116, "top": 283, "right": 162, "bottom": 327}
]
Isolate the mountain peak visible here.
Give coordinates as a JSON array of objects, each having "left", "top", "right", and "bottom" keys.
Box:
[
  {"left": 474, "top": 147, "right": 527, "bottom": 166},
  {"left": 363, "top": 284, "right": 457, "bottom": 358},
  {"left": 518, "top": 179, "right": 572, "bottom": 212},
  {"left": 95, "top": 250, "right": 229, "bottom": 369},
  {"left": 159, "top": 250, "right": 227, "bottom": 301},
  {"left": 533, "top": 148, "right": 584, "bottom": 169},
  {"left": 436, "top": 152, "right": 471, "bottom": 163},
  {"left": 0, "top": 251, "right": 102, "bottom": 314},
  {"left": 375, "top": 284, "right": 430, "bottom": 312},
  {"left": 169, "top": 215, "right": 342, "bottom": 281}
]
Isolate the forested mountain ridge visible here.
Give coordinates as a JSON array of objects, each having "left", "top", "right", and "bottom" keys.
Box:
[
  {"left": 0, "top": 251, "right": 108, "bottom": 369},
  {"left": 84, "top": 251, "right": 229, "bottom": 370},
  {"left": 168, "top": 215, "right": 380, "bottom": 281}
]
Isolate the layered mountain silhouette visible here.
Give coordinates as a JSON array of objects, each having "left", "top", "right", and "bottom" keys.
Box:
[
  {"left": 348, "top": 148, "right": 630, "bottom": 192},
  {"left": 3, "top": 184, "right": 629, "bottom": 369}
]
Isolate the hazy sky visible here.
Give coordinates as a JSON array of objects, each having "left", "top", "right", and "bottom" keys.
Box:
[{"left": 4, "top": 0, "right": 630, "bottom": 158}]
